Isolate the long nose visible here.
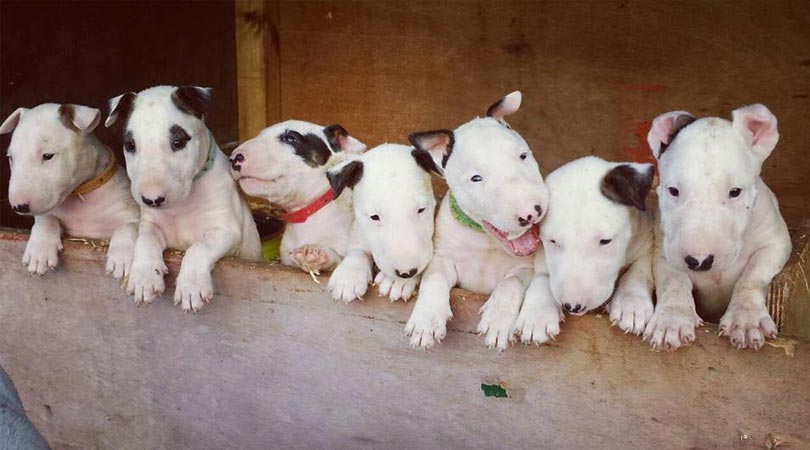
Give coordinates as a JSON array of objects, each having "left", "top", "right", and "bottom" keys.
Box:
[
  {"left": 685, "top": 254, "right": 714, "bottom": 271},
  {"left": 229, "top": 152, "right": 245, "bottom": 172}
]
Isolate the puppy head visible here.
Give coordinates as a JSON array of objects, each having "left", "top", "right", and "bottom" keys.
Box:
[
  {"left": 648, "top": 104, "right": 777, "bottom": 273},
  {"left": 410, "top": 91, "right": 549, "bottom": 257},
  {"left": 327, "top": 144, "right": 440, "bottom": 280},
  {"left": 2, "top": 103, "right": 102, "bottom": 215},
  {"left": 540, "top": 157, "right": 653, "bottom": 314},
  {"left": 105, "top": 85, "right": 214, "bottom": 209},
  {"left": 229, "top": 120, "right": 365, "bottom": 208}
]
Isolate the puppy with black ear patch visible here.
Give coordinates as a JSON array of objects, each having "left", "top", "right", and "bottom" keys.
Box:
[
  {"left": 229, "top": 120, "right": 366, "bottom": 273},
  {"left": 105, "top": 86, "right": 262, "bottom": 312},
  {"left": 514, "top": 156, "right": 655, "bottom": 345},
  {"left": 326, "top": 143, "right": 441, "bottom": 302},
  {"left": 2, "top": 103, "right": 139, "bottom": 278}
]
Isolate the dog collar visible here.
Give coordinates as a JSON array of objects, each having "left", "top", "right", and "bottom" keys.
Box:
[
  {"left": 194, "top": 130, "right": 219, "bottom": 180},
  {"left": 73, "top": 149, "right": 118, "bottom": 197},
  {"left": 281, "top": 189, "right": 336, "bottom": 224},
  {"left": 449, "top": 192, "right": 483, "bottom": 232}
]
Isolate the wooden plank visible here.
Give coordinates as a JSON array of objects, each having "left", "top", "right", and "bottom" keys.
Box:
[{"left": 0, "top": 229, "right": 808, "bottom": 450}]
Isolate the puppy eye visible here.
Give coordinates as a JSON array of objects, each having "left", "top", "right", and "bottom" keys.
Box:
[
  {"left": 417, "top": 207, "right": 426, "bottom": 214},
  {"left": 42, "top": 153, "right": 55, "bottom": 161},
  {"left": 370, "top": 214, "right": 380, "bottom": 221},
  {"left": 599, "top": 239, "right": 612, "bottom": 246},
  {"left": 549, "top": 239, "right": 557, "bottom": 245},
  {"left": 668, "top": 187, "right": 679, "bottom": 197},
  {"left": 280, "top": 133, "right": 299, "bottom": 145},
  {"left": 124, "top": 140, "right": 136, "bottom": 153},
  {"left": 729, "top": 187, "right": 742, "bottom": 198},
  {"left": 519, "top": 152, "right": 528, "bottom": 160},
  {"left": 171, "top": 139, "right": 187, "bottom": 151},
  {"left": 470, "top": 174, "right": 483, "bottom": 182}
]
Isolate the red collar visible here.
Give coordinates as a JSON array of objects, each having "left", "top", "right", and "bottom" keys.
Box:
[{"left": 280, "top": 189, "right": 336, "bottom": 223}]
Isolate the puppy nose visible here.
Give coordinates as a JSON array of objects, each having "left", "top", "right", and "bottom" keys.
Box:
[
  {"left": 12, "top": 203, "right": 30, "bottom": 214},
  {"left": 141, "top": 195, "right": 166, "bottom": 208},
  {"left": 395, "top": 268, "right": 418, "bottom": 279},
  {"left": 518, "top": 214, "right": 534, "bottom": 227},
  {"left": 563, "top": 303, "right": 585, "bottom": 314},
  {"left": 230, "top": 152, "right": 244, "bottom": 171},
  {"left": 685, "top": 254, "right": 714, "bottom": 271}
]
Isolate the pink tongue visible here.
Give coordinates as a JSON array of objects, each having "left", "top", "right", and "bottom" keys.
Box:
[{"left": 506, "top": 225, "right": 540, "bottom": 257}]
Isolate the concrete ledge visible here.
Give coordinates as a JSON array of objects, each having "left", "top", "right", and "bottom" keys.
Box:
[{"left": 0, "top": 228, "right": 808, "bottom": 450}]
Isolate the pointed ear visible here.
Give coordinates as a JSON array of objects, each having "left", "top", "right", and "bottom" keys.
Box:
[
  {"left": 327, "top": 160, "right": 364, "bottom": 198},
  {"left": 171, "top": 86, "right": 213, "bottom": 119},
  {"left": 600, "top": 163, "right": 655, "bottom": 211},
  {"left": 731, "top": 104, "right": 779, "bottom": 161},
  {"left": 647, "top": 111, "right": 695, "bottom": 159},
  {"left": 408, "top": 129, "right": 454, "bottom": 168},
  {"left": 411, "top": 148, "right": 443, "bottom": 177},
  {"left": 105, "top": 92, "right": 137, "bottom": 128},
  {"left": 58, "top": 104, "right": 101, "bottom": 134},
  {"left": 323, "top": 124, "right": 366, "bottom": 154},
  {"left": 486, "top": 91, "right": 522, "bottom": 127},
  {"left": 0, "top": 107, "right": 28, "bottom": 135}
]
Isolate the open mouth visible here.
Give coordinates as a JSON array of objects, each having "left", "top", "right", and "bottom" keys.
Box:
[{"left": 481, "top": 221, "right": 540, "bottom": 257}]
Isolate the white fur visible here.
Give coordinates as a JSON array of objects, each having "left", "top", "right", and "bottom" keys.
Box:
[
  {"left": 106, "top": 86, "right": 262, "bottom": 312},
  {"left": 229, "top": 120, "right": 365, "bottom": 273},
  {"left": 2, "top": 103, "right": 139, "bottom": 277},
  {"left": 514, "top": 157, "right": 655, "bottom": 345},
  {"left": 404, "top": 92, "right": 549, "bottom": 350},
  {"left": 644, "top": 104, "right": 791, "bottom": 350},
  {"left": 328, "top": 144, "right": 438, "bottom": 302}
]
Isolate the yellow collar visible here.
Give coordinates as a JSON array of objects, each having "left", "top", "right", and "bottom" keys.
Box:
[{"left": 73, "top": 149, "right": 118, "bottom": 196}]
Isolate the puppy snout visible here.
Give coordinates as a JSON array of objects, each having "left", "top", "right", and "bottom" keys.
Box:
[
  {"left": 563, "top": 303, "right": 586, "bottom": 315},
  {"left": 517, "top": 204, "right": 544, "bottom": 227},
  {"left": 141, "top": 195, "right": 166, "bottom": 208},
  {"left": 395, "top": 268, "right": 418, "bottom": 279},
  {"left": 684, "top": 254, "right": 714, "bottom": 272},
  {"left": 230, "top": 152, "right": 245, "bottom": 171},
  {"left": 12, "top": 203, "right": 30, "bottom": 214}
]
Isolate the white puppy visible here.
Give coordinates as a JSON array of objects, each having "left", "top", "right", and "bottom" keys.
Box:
[
  {"left": 326, "top": 143, "right": 441, "bottom": 302},
  {"left": 644, "top": 104, "right": 791, "bottom": 350},
  {"left": 514, "top": 156, "right": 655, "bottom": 344},
  {"left": 105, "top": 85, "right": 262, "bottom": 312},
  {"left": 229, "top": 120, "right": 366, "bottom": 273},
  {"left": 404, "top": 92, "right": 549, "bottom": 350},
  {"left": 2, "top": 103, "right": 139, "bottom": 277}
]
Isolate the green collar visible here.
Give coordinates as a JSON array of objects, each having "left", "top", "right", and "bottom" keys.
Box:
[
  {"left": 194, "top": 129, "right": 218, "bottom": 180},
  {"left": 449, "top": 192, "right": 484, "bottom": 232}
]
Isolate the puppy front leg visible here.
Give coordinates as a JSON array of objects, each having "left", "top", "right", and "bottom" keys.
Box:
[
  {"left": 719, "top": 244, "right": 790, "bottom": 350},
  {"left": 174, "top": 228, "right": 240, "bottom": 313},
  {"left": 513, "top": 273, "right": 563, "bottom": 345},
  {"left": 106, "top": 221, "right": 138, "bottom": 280},
  {"left": 478, "top": 267, "right": 533, "bottom": 350},
  {"left": 643, "top": 254, "right": 701, "bottom": 350},
  {"left": 23, "top": 214, "right": 63, "bottom": 275},
  {"left": 609, "top": 253, "right": 654, "bottom": 335},
  {"left": 375, "top": 271, "right": 420, "bottom": 302},
  {"left": 327, "top": 249, "right": 372, "bottom": 303},
  {"left": 405, "top": 256, "right": 457, "bottom": 349},
  {"left": 127, "top": 220, "right": 168, "bottom": 305}
]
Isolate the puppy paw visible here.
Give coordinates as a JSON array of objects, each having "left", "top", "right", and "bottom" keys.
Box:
[
  {"left": 718, "top": 302, "right": 777, "bottom": 350},
  {"left": 105, "top": 239, "right": 135, "bottom": 280},
  {"left": 609, "top": 291, "right": 654, "bottom": 335},
  {"left": 643, "top": 304, "right": 702, "bottom": 351},
  {"left": 375, "top": 271, "right": 419, "bottom": 302},
  {"left": 174, "top": 270, "right": 214, "bottom": 313},
  {"left": 404, "top": 300, "right": 453, "bottom": 350},
  {"left": 328, "top": 260, "right": 371, "bottom": 303},
  {"left": 22, "top": 235, "right": 63, "bottom": 275},
  {"left": 288, "top": 244, "right": 338, "bottom": 273},
  {"left": 478, "top": 295, "right": 521, "bottom": 351},
  {"left": 513, "top": 301, "right": 562, "bottom": 346},
  {"left": 126, "top": 259, "right": 167, "bottom": 305}
]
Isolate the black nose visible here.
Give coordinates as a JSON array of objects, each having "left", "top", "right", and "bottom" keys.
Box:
[
  {"left": 685, "top": 254, "right": 714, "bottom": 271},
  {"left": 230, "top": 153, "right": 244, "bottom": 171},
  {"left": 563, "top": 303, "right": 584, "bottom": 314},
  {"left": 12, "top": 203, "right": 30, "bottom": 214},
  {"left": 518, "top": 214, "right": 533, "bottom": 227},
  {"left": 395, "top": 268, "right": 418, "bottom": 279},
  {"left": 141, "top": 196, "right": 166, "bottom": 207},
  {"left": 534, "top": 204, "right": 543, "bottom": 216}
]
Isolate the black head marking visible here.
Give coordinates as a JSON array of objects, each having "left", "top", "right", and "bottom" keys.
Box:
[
  {"left": 411, "top": 149, "right": 443, "bottom": 177},
  {"left": 658, "top": 114, "right": 696, "bottom": 157},
  {"left": 408, "top": 129, "right": 455, "bottom": 168},
  {"left": 323, "top": 124, "right": 350, "bottom": 152},
  {"left": 171, "top": 86, "right": 212, "bottom": 119},
  {"left": 279, "top": 129, "right": 332, "bottom": 167},
  {"left": 600, "top": 164, "right": 655, "bottom": 211},
  {"left": 327, "top": 160, "right": 364, "bottom": 198},
  {"left": 169, "top": 125, "right": 191, "bottom": 152}
]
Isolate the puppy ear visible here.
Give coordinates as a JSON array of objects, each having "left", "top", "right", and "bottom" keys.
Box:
[
  {"left": 0, "top": 107, "right": 28, "bottom": 135},
  {"left": 323, "top": 124, "right": 367, "bottom": 154},
  {"left": 647, "top": 111, "right": 695, "bottom": 159},
  {"left": 486, "top": 91, "right": 522, "bottom": 127},
  {"left": 411, "top": 149, "right": 443, "bottom": 177},
  {"left": 105, "top": 92, "right": 137, "bottom": 128},
  {"left": 600, "top": 163, "right": 655, "bottom": 211},
  {"left": 171, "top": 86, "right": 213, "bottom": 119},
  {"left": 731, "top": 104, "right": 779, "bottom": 161},
  {"left": 58, "top": 104, "right": 101, "bottom": 134},
  {"left": 327, "top": 160, "right": 364, "bottom": 198},
  {"left": 408, "top": 129, "right": 454, "bottom": 168}
]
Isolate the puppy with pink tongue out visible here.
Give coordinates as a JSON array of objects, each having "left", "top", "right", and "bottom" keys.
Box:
[{"left": 405, "top": 91, "right": 549, "bottom": 350}]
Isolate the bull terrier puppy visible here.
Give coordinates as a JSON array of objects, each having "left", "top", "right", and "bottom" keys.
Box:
[
  {"left": 229, "top": 120, "right": 366, "bottom": 274},
  {"left": 513, "top": 156, "right": 655, "bottom": 344},
  {"left": 326, "top": 143, "right": 441, "bottom": 302},
  {"left": 2, "top": 103, "right": 139, "bottom": 278},
  {"left": 644, "top": 104, "right": 791, "bottom": 350},
  {"left": 405, "top": 92, "right": 549, "bottom": 350},
  {"left": 105, "top": 85, "right": 262, "bottom": 312}
]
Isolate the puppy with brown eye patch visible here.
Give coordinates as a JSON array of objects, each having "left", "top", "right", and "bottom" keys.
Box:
[{"left": 105, "top": 85, "right": 262, "bottom": 313}]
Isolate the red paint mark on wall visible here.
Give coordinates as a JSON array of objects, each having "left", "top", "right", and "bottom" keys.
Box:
[
  {"left": 622, "top": 121, "right": 657, "bottom": 166},
  {"left": 624, "top": 84, "right": 667, "bottom": 93}
]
